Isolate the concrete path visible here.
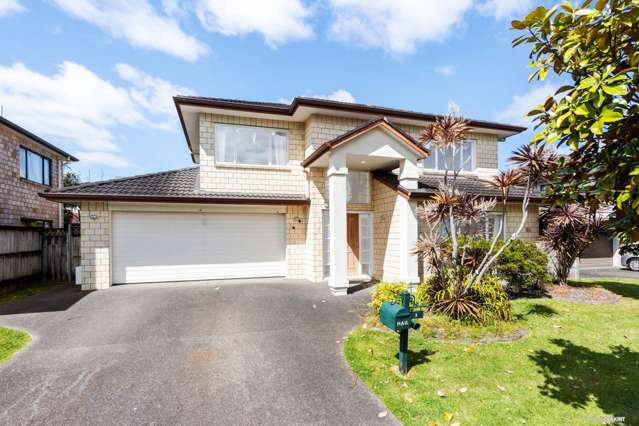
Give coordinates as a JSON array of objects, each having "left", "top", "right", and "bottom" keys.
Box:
[{"left": 0, "top": 279, "right": 397, "bottom": 425}]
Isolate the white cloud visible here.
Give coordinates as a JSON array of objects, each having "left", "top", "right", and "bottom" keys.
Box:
[
  {"left": 52, "top": 0, "right": 208, "bottom": 61},
  {"left": 0, "top": 61, "right": 193, "bottom": 167},
  {"left": 74, "top": 151, "right": 132, "bottom": 168},
  {"left": 0, "top": 0, "right": 24, "bottom": 16},
  {"left": 312, "top": 89, "right": 356, "bottom": 103},
  {"left": 279, "top": 89, "right": 356, "bottom": 104},
  {"left": 497, "top": 83, "right": 559, "bottom": 126},
  {"left": 435, "top": 65, "right": 456, "bottom": 77},
  {"left": 477, "top": 0, "right": 532, "bottom": 20},
  {"left": 196, "top": 0, "right": 313, "bottom": 47},
  {"left": 115, "top": 63, "right": 195, "bottom": 125},
  {"left": 328, "top": 0, "right": 472, "bottom": 54}
]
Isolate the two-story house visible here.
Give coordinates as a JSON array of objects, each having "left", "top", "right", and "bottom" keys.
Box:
[
  {"left": 0, "top": 116, "right": 78, "bottom": 227},
  {"left": 42, "top": 97, "right": 541, "bottom": 294}
]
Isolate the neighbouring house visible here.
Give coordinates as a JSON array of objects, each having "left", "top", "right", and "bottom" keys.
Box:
[
  {"left": 41, "top": 97, "right": 541, "bottom": 294},
  {"left": 0, "top": 116, "right": 78, "bottom": 228}
]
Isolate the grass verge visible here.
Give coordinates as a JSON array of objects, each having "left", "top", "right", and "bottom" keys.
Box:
[
  {"left": 0, "top": 327, "right": 30, "bottom": 364},
  {"left": 345, "top": 278, "right": 639, "bottom": 425}
]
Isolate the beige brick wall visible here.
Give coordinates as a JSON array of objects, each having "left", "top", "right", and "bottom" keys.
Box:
[
  {"left": 0, "top": 125, "right": 64, "bottom": 227},
  {"left": 505, "top": 202, "right": 540, "bottom": 241},
  {"left": 199, "top": 113, "right": 307, "bottom": 194},
  {"left": 79, "top": 201, "right": 111, "bottom": 290},
  {"left": 305, "top": 168, "right": 327, "bottom": 282},
  {"left": 303, "top": 114, "right": 500, "bottom": 170},
  {"left": 372, "top": 179, "right": 402, "bottom": 281},
  {"left": 286, "top": 205, "right": 307, "bottom": 279}
]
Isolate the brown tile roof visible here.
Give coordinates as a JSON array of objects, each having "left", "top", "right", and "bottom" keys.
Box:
[
  {"left": 373, "top": 171, "right": 544, "bottom": 201},
  {"left": 40, "top": 167, "right": 309, "bottom": 205}
]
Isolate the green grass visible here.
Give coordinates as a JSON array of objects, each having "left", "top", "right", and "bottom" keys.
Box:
[
  {"left": 0, "top": 327, "right": 30, "bottom": 364},
  {"left": 345, "top": 278, "right": 639, "bottom": 426},
  {"left": 0, "top": 281, "right": 65, "bottom": 306}
]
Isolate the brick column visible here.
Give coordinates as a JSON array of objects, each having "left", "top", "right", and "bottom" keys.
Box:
[{"left": 80, "top": 201, "right": 111, "bottom": 290}]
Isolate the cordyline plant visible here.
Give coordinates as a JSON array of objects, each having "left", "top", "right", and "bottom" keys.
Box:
[
  {"left": 413, "top": 109, "right": 558, "bottom": 298},
  {"left": 540, "top": 204, "right": 606, "bottom": 285}
]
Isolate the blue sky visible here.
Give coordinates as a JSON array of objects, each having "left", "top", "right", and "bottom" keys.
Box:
[{"left": 0, "top": 0, "right": 557, "bottom": 181}]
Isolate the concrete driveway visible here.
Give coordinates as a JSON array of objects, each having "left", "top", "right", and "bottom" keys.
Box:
[
  {"left": 0, "top": 280, "right": 397, "bottom": 425},
  {"left": 579, "top": 267, "right": 639, "bottom": 280}
]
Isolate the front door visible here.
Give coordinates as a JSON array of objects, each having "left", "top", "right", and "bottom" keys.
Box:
[{"left": 347, "top": 213, "right": 360, "bottom": 275}]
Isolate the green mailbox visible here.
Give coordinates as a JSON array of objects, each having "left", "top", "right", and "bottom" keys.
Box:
[
  {"left": 378, "top": 291, "right": 424, "bottom": 374},
  {"left": 380, "top": 302, "right": 412, "bottom": 331}
]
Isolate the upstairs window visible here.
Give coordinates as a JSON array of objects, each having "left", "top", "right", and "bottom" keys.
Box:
[
  {"left": 215, "top": 123, "right": 288, "bottom": 166},
  {"left": 19, "top": 147, "right": 51, "bottom": 186},
  {"left": 422, "top": 139, "right": 476, "bottom": 172}
]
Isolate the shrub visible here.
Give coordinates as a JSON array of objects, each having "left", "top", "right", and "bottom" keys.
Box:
[
  {"left": 369, "top": 282, "right": 407, "bottom": 315},
  {"left": 416, "top": 274, "right": 511, "bottom": 324},
  {"left": 442, "top": 237, "right": 551, "bottom": 293},
  {"left": 497, "top": 239, "right": 552, "bottom": 293},
  {"left": 471, "top": 275, "right": 511, "bottom": 322}
]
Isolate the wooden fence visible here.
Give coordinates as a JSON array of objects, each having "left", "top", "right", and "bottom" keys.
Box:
[{"left": 0, "top": 224, "right": 80, "bottom": 285}]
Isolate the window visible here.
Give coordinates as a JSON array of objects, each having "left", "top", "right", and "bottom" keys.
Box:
[
  {"left": 422, "top": 140, "right": 475, "bottom": 172},
  {"left": 19, "top": 147, "right": 51, "bottom": 186},
  {"left": 347, "top": 171, "right": 370, "bottom": 204},
  {"left": 322, "top": 210, "right": 330, "bottom": 278},
  {"left": 359, "top": 213, "right": 373, "bottom": 275},
  {"left": 214, "top": 123, "right": 288, "bottom": 166}
]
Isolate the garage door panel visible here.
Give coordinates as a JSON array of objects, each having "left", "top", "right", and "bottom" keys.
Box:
[{"left": 112, "top": 211, "right": 286, "bottom": 284}]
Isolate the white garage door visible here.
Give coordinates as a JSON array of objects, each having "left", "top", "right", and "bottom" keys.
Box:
[{"left": 112, "top": 211, "right": 286, "bottom": 284}]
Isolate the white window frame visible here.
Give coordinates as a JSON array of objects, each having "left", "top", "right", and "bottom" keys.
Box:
[
  {"left": 422, "top": 139, "right": 476, "bottom": 172},
  {"left": 214, "top": 123, "right": 289, "bottom": 167},
  {"left": 358, "top": 212, "right": 373, "bottom": 276}
]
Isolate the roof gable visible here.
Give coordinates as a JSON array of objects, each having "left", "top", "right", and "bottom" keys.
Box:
[{"left": 301, "top": 117, "right": 429, "bottom": 168}]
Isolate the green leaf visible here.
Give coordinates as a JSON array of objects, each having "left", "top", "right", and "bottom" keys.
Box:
[
  {"left": 539, "top": 67, "right": 548, "bottom": 81},
  {"left": 602, "top": 85, "right": 628, "bottom": 96},
  {"left": 555, "top": 85, "right": 574, "bottom": 95},
  {"left": 590, "top": 119, "right": 604, "bottom": 135},
  {"left": 617, "top": 191, "right": 631, "bottom": 209},
  {"left": 579, "top": 77, "right": 597, "bottom": 89},
  {"left": 594, "top": 0, "right": 608, "bottom": 11},
  {"left": 629, "top": 168, "right": 639, "bottom": 177},
  {"left": 600, "top": 107, "right": 623, "bottom": 122},
  {"left": 511, "top": 20, "right": 526, "bottom": 29},
  {"left": 575, "top": 104, "right": 591, "bottom": 116}
]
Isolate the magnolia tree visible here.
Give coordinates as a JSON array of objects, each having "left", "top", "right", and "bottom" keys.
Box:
[{"left": 413, "top": 110, "right": 557, "bottom": 319}]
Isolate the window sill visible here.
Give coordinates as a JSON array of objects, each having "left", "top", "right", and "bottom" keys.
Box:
[
  {"left": 19, "top": 177, "right": 52, "bottom": 189},
  {"left": 214, "top": 162, "right": 292, "bottom": 172}
]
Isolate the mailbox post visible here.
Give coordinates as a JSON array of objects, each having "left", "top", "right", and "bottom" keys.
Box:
[{"left": 379, "top": 290, "right": 424, "bottom": 374}]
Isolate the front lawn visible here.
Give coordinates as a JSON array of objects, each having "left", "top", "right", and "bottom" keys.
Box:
[
  {"left": 345, "top": 278, "right": 639, "bottom": 425},
  {"left": 0, "top": 327, "right": 30, "bottom": 364}
]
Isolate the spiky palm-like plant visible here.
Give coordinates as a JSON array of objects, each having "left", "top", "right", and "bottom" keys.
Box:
[{"left": 541, "top": 205, "right": 606, "bottom": 285}]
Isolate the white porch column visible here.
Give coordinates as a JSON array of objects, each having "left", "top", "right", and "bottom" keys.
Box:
[
  {"left": 328, "top": 153, "right": 349, "bottom": 295},
  {"left": 398, "top": 159, "right": 420, "bottom": 283}
]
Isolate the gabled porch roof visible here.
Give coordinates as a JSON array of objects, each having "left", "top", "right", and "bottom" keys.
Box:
[{"left": 301, "top": 116, "right": 430, "bottom": 168}]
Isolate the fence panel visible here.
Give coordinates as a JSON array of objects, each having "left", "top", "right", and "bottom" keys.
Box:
[
  {"left": 0, "top": 226, "right": 42, "bottom": 283},
  {"left": 0, "top": 225, "right": 80, "bottom": 284}
]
